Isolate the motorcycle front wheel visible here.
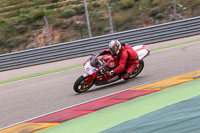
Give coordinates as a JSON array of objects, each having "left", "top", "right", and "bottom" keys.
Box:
[
  {"left": 129, "top": 60, "right": 144, "bottom": 79},
  {"left": 73, "top": 75, "right": 94, "bottom": 93}
]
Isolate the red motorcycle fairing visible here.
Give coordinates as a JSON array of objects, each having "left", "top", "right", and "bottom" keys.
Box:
[
  {"left": 94, "top": 54, "right": 119, "bottom": 83},
  {"left": 85, "top": 75, "right": 94, "bottom": 86},
  {"left": 102, "top": 54, "right": 119, "bottom": 69}
]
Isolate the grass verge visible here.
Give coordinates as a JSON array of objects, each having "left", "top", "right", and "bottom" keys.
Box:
[{"left": 151, "top": 39, "right": 200, "bottom": 52}]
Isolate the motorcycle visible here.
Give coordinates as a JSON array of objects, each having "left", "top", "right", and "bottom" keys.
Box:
[{"left": 73, "top": 45, "right": 150, "bottom": 93}]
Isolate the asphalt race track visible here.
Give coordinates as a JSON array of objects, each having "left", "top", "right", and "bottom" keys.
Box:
[{"left": 0, "top": 42, "right": 200, "bottom": 129}]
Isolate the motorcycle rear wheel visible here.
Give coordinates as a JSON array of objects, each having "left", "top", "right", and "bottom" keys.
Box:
[
  {"left": 129, "top": 60, "right": 144, "bottom": 79},
  {"left": 73, "top": 75, "right": 94, "bottom": 93}
]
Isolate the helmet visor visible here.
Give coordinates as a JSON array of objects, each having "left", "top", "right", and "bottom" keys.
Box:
[
  {"left": 114, "top": 46, "right": 119, "bottom": 53},
  {"left": 109, "top": 47, "right": 116, "bottom": 56}
]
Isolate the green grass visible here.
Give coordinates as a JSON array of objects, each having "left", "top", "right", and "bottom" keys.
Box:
[
  {"left": 0, "top": 64, "right": 82, "bottom": 84},
  {"left": 151, "top": 39, "right": 200, "bottom": 52},
  {"left": 0, "top": 38, "right": 200, "bottom": 85}
]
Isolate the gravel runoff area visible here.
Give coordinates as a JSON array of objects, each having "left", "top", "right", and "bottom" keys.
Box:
[{"left": 1, "top": 34, "right": 200, "bottom": 81}]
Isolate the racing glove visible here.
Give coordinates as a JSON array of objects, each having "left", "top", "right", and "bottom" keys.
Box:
[{"left": 105, "top": 70, "right": 115, "bottom": 77}]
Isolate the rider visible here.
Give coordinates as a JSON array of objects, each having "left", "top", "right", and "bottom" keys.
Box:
[{"left": 99, "top": 40, "right": 139, "bottom": 80}]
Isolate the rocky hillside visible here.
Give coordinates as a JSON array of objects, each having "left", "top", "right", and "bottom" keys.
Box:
[{"left": 0, "top": 0, "right": 200, "bottom": 54}]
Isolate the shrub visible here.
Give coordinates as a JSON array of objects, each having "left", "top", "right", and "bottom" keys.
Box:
[
  {"left": 7, "top": 39, "right": 16, "bottom": 49},
  {"left": 6, "top": 37, "right": 28, "bottom": 49},
  {"left": 111, "top": 2, "right": 123, "bottom": 11},
  {"left": 90, "top": 11, "right": 104, "bottom": 20},
  {"left": 114, "top": 11, "right": 132, "bottom": 27},
  {"left": 34, "top": 5, "right": 41, "bottom": 9},
  {"left": 91, "top": 2, "right": 101, "bottom": 8},
  {"left": 121, "top": 0, "right": 135, "bottom": 9},
  {"left": 92, "top": 23, "right": 105, "bottom": 32},
  {"left": 156, "top": 13, "right": 165, "bottom": 20},
  {"left": 0, "top": 19, "right": 6, "bottom": 25},
  {"left": 149, "top": 7, "right": 160, "bottom": 18},
  {"left": 45, "top": 10, "right": 55, "bottom": 17},
  {"left": 61, "top": 20, "right": 74, "bottom": 29},
  {"left": 53, "top": 21, "right": 63, "bottom": 28},
  {"left": 19, "top": 14, "right": 32, "bottom": 23},
  {"left": 73, "top": 5, "right": 85, "bottom": 14},
  {"left": 31, "top": 21, "right": 44, "bottom": 30},
  {"left": 16, "top": 25, "right": 29, "bottom": 34},
  {"left": 46, "top": 4, "right": 55, "bottom": 9},
  {"left": 31, "top": 10, "right": 45, "bottom": 20},
  {"left": 60, "top": 9, "right": 76, "bottom": 19},
  {"left": 52, "top": 0, "right": 59, "bottom": 3},
  {"left": 2, "top": 23, "right": 18, "bottom": 38},
  {"left": 0, "top": 38, "right": 5, "bottom": 47}
]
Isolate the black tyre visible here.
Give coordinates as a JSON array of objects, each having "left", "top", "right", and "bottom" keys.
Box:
[
  {"left": 73, "top": 75, "right": 94, "bottom": 93},
  {"left": 129, "top": 60, "right": 144, "bottom": 79}
]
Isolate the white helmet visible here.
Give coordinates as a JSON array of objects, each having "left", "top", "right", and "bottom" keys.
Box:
[{"left": 108, "top": 40, "right": 121, "bottom": 56}]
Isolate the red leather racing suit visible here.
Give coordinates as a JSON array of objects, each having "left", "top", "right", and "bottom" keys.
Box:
[{"left": 99, "top": 43, "right": 139, "bottom": 79}]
